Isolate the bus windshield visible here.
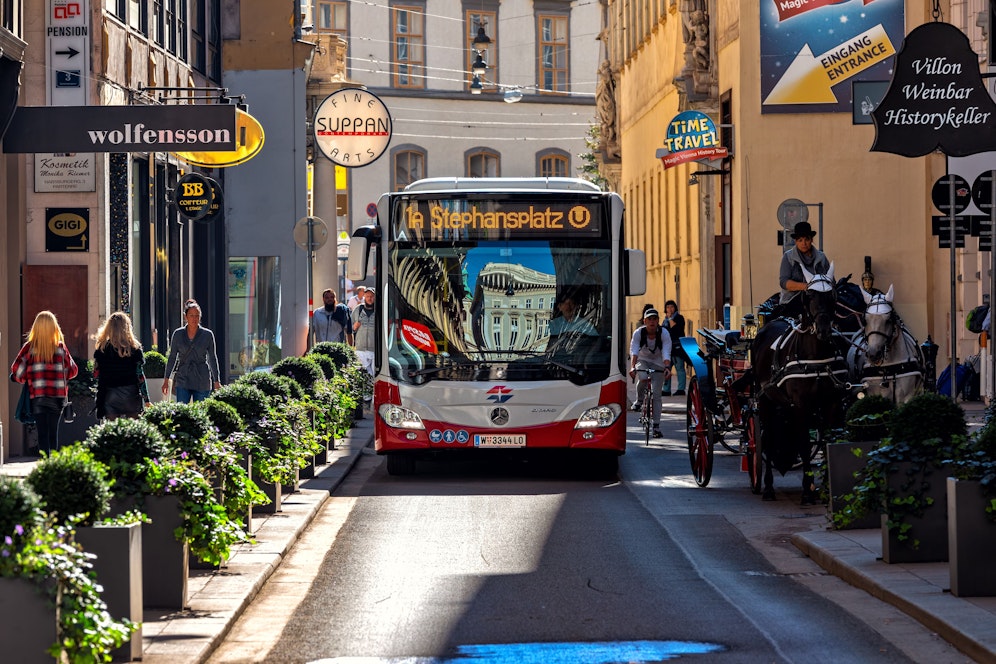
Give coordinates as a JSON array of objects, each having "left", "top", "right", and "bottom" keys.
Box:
[{"left": 386, "top": 195, "right": 613, "bottom": 386}]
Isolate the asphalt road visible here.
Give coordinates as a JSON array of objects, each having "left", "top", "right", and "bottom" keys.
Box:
[{"left": 208, "top": 409, "right": 971, "bottom": 664}]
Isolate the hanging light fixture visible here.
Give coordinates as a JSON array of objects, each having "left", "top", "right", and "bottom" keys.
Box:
[
  {"left": 470, "top": 76, "right": 484, "bottom": 95},
  {"left": 472, "top": 24, "right": 491, "bottom": 52},
  {"left": 503, "top": 88, "right": 523, "bottom": 104},
  {"left": 472, "top": 52, "right": 487, "bottom": 76}
]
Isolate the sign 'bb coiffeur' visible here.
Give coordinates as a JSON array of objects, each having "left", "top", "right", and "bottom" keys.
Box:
[
  {"left": 174, "top": 173, "right": 217, "bottom": 221},
  {"left": 313, "top": 88, "right": 392, "bottom": 168},
  {"left": 871, "top": 22, "right": 996, "bottom": 157}
]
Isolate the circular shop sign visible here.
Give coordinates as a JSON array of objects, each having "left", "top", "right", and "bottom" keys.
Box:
[
  {"left": 314, "top": 88, "right": 393, "bottom": 168},
  {"left": 174, "top": 173, "right": 216, "bottom": 221}
]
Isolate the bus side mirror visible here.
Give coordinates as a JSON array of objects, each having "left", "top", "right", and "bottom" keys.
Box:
[
  {"left": 347, "top": 225, "right": 380, "bottom": 282},
  {"left": 625, "top": 249, "right": 647, "bottom": 296}
]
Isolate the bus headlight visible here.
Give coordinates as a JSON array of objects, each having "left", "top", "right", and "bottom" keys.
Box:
[
  {"left": 575, "top": 403, "right": 622, "bottom": 429},
  {"left": 378, "top": 404, "right": 426, "bottom": 430}
]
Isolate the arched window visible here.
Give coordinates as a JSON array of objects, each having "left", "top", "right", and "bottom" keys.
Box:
[
  {"left": 391, "top": 145, "right": 426, "bottom": 191},
  {"left": 537, "top": 148, "right": 570, "bottom": 177},
  {"left": 466, "top": 147, "right": 500, "bottom": 178}
]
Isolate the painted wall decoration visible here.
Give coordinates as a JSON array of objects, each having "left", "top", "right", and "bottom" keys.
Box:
[{"left": 761, "top": 0, "right": 905, "bottom": 114}]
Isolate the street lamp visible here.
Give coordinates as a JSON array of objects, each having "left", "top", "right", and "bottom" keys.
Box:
[
  {"left": 472, "top": 24, "right": 491, "bottom": 53},
  {"left": 472, "top": 52, "right": 487, "bottom": 76},
  {"left": 470, "top": 76, "right": 483, "bottom": 95}
]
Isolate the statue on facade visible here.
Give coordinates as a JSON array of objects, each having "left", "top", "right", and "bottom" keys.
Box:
[{"left": 596, "top": 59, "right": 621, "bottom": 160}]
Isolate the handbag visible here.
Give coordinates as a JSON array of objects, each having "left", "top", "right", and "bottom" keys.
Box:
[
  {"left": 62, "top": 400, "right": 76, "bottom": 424},
  {"left": 14, "top": 383, "right": 35, "bottom": 425}
]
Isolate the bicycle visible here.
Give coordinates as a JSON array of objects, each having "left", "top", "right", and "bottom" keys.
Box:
[{"left": 634, "top": 367, "right": 670, "bottom": 446}]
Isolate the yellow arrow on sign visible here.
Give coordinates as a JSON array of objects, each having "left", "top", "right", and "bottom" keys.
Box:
[{"left": 764, "top": 24, "right": 895, "bottom": 106}]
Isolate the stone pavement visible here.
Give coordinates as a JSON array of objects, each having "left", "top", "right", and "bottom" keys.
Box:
[{"left": 2, "top": 399, "right": 996, "bottom": 662}]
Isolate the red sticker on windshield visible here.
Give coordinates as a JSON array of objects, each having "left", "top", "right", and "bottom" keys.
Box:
[{"left": 401, "top": 319, "right": 438, "bottom": 353}]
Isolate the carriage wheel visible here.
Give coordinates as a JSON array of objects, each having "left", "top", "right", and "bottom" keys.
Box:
[
  {"left": 745, "top": 410, "right": 763, "bottom": 495},
  {"left": 686, "top": 379, "right": 714, "bottom": 487}
]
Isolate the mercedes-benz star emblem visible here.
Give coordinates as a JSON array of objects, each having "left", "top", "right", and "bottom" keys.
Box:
[{"left": 490, "top": 407, "right": 509, "bottom": 425}]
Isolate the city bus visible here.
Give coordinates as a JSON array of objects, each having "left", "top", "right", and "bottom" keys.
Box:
[{"left": 347, "top": 177, "right": 646, "bottom": 475}]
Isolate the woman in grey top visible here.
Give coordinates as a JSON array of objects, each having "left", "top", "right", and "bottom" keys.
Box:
[{"left": 162, "top": 299, "right": 222, "bottom": 403}]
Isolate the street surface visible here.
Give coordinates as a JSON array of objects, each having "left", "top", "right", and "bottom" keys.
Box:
[{"left": 208, "top": 409, "right": 971, "bottom": 664}]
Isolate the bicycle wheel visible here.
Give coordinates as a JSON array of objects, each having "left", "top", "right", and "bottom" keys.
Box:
[
  {"left": 686, "top": 379, "right": 713, "bottom": 487},
  {"left": 643, "top": 388, "right": 652, "bottom": 446},
  {"left": 745, "top": 409, "right": 763, "bottom": 494}
]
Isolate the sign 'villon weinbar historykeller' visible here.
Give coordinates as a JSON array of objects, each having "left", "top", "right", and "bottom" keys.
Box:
[
  {"left": 313, "top": 88, "right": 393, "bottom": 168},
  {"left": 2, "top": 104, "right": 237, "bottom": 153},
  {"left": 871, "top": 21, "right": 996, "bottom": 157}
]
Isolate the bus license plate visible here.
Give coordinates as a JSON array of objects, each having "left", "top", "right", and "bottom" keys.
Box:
[{"left": 474, "top": 434, "right": 526, "bottom": 448}]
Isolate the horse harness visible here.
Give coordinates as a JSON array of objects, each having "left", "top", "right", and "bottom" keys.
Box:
[{"left": 765, "top": 319, "right": 849, "bottom": 392}]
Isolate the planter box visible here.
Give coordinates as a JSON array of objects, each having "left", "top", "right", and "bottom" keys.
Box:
[
  {"left": 145, "top": 378, "right": 166, "bottom": 404},
  {"left": 281, "top": 468, "right": 300, "bottom": 495},
  {"left": 0, "top": 577, "right": 59, "bottom": 663},
  {"left": 110, "top": 495, "right": 188, "bottom": 610},
  {"left": 826, "top": 441, "right": 880, "bottom": 530},
  {"left": 254, "top": 477, "right": 282, "bottom": 514},
  {"left": 948, "top": 477, "right": 996, "bottom": 597},
  {"left": 881, "top": 462, "right": 951, "bottom": 564},
  {"left": 76, "top": 523, "right": 143, "bottom": 661}
]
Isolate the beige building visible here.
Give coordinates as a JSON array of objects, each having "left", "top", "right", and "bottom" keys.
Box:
[{"left": 602, "top": 0, "right": 993, "bottom": 377}]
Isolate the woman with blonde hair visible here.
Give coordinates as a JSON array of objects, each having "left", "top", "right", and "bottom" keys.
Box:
[
  {"left": 10, "top": 310, "right": 79, "bottom": 453},
  {"left": 93, "top": 311, "right": 151, "bottom": 420}
]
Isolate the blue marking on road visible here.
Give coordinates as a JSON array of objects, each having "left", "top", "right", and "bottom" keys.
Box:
[{"left": 312, "top": 639, "right": 726, "bottom": 663}]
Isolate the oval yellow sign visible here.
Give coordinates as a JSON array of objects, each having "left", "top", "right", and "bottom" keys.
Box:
[
  {"left": 48, "top": 212, "right": 88, "bottom": 237},
  {"left": 172, "top": 108, "right": 265, "bottom": 167}
]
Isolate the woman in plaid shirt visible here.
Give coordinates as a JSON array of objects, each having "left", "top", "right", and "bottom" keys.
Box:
[{"left": 10, "top": 310, "right": 79, "bottom": 453}]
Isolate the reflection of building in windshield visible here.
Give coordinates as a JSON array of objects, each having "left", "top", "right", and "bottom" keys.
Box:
[
  {"left": 393, "top": 250, "right": 470, "bottom": 355},
  {"left": 469, "top": 263, "right": 556, "bottom": 354}
]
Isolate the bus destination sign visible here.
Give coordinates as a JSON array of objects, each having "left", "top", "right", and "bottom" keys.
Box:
[{"left": 398, "top": 200, "right": 602, "bottom": 238}]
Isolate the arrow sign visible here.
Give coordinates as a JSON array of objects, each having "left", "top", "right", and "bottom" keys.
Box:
[
  {"left": 764, "top": 24, "right": 896, "bottom": 105},
  {"left": 55, "top": 46, "right": 80, "bottom": 58}
]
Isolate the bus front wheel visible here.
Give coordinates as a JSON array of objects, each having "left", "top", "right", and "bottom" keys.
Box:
[{"left": 386, "top": 453, "right": 417, "bottom": 476}]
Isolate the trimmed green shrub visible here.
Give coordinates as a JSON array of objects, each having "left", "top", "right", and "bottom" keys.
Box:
[
  {"left": 26, "top": 444, "right": 112, "bottom": 527},
  {"left": 0, "top": 476, "right": 44, "bottom": 538},
  {"left": 212, "top": 382, "right": 269, "bottom": 424},
  {"left": 83, "top": 418, "right": 169, "bottom": 496},
  {"left": 889, "top": 392, "right": 966, "bottom": 445},
  {"left": 844, "top": 394, "right": 894, "bottom": 442},
  {"left": 200, "top": 398, "right": 245, "bottom": 440},
  {"left": 238, "top": 371, "right": 291, "bottom": 403},
  {"left": 308, "top": 352, "right": 337, "bottom": 380},
  {"left": 310, "top": 341, "right": 356, "bottom": 369},
  {"left": 271, "top": 356, "right": 324, "bottom": 396},
  {"left": 143, "top": 349, "right": 168, "bottom": 378},
  {"left": 278, "top": 375, "right": 305, "bottom": 400}
]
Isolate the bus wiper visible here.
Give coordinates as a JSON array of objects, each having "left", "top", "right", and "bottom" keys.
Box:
[
  {"left": 409, "top": 366, "right": 445, "bottom": 377},
  {"left": 546, "top": 357, "right": 584, "bottom": 376}
]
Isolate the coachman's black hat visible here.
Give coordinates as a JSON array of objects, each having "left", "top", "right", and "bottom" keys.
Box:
[{"left": 790, "top": 221, "right": 816, "bottom": 239}]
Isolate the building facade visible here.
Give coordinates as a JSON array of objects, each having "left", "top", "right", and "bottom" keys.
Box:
[{"left": 605, "top": 0, "right": 994, "bottom": 374}]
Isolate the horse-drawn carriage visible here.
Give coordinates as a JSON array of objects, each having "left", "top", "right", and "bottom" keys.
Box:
[{"left": 680, "top": 265, "right": 927, "bottom": 502}]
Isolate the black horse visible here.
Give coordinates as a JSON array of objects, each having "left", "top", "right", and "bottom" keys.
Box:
[{"left": 750, "top": 264, "right": 849, "bottom": 503}]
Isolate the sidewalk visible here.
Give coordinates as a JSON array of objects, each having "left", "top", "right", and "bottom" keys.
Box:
[{"left": 0, "top": 413, "right": 376, "bottom": 664}]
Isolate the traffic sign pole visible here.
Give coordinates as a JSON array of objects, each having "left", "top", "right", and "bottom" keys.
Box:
[{"left": 949, "top": 173, "right": 958, "bottom": 400}]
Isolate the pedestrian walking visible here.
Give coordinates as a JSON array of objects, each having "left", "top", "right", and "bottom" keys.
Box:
[
  {"left": 94, "top": 311, "right": 151, "bottom": 420},
  {"left": 351, "top": 287, "right": 376, "bottom": 383},
  {"left": 314, "top": 288, "right": 353, "bottom": 344},
  {"left": 662, "top": 300, "right": 687, "bottom": 397},
  {"left": 162, "top": 299, "right": 222, "bottom": 403}
]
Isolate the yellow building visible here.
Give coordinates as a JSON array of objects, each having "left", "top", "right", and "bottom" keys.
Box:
[{"left": 602, "top": 0, "right": 990, "bottom": 373}]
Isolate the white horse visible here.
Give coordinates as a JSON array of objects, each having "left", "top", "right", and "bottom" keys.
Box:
[{"left": 847, "top": 285, "right": 925, "bottom": 405}]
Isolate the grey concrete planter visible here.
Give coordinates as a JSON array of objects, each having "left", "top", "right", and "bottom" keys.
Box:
[
  {"left": 75, "top": 522, "right": 143, "bottom": 661},
  {"left": 948, "top": 477, "right": 996, "bottom": 597},
  {"left": 254, "top": 477, "right": 282, "bottom": 514},
  {"left": 826, "top": 441, "right": 880, "bottom": 530},
  {"left": 111, "top": 495, "right": 188, "bottom": 610},
  {"left": 881, "top": 462, "right": 951, "bottom": 564},
  {"left": 0, "top": 577, "right": 58, "bottom": 663}
]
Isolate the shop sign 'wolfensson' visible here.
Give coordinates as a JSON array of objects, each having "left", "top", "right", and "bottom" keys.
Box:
[{"left": 871, "top": 22, "right": 996, "bottom": 157}]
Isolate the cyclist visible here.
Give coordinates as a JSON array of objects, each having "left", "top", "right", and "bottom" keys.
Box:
[{"left": 628, "top": 308, "right": 672, "bottom": 437}]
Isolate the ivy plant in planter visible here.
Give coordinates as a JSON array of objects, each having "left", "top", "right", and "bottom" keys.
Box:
[
  {"left": 835, "top": 392, "right": 967, "bottom": 550},
  {"left": 0, "top": 477, "right": 136, "bottom": 662},
  {"left": 310, "top": 341, "right": 357, "bottom": 371},
  {"left": 948, "top": 412, "right": 996, "bottom": 520}
]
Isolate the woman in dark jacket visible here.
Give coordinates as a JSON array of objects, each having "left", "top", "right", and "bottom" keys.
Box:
[{"left": 93, "top": 312, "right": 151, "bottom": 420}]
